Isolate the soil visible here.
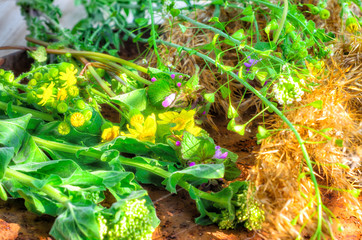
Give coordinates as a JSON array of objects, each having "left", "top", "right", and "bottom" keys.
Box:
[{"left": 0, "top": 50, "right": 361, "bottom": 240}]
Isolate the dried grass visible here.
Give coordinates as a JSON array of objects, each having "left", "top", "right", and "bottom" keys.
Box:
[{"left": 251, "top": 59, "right": 361, "bottom": 239}]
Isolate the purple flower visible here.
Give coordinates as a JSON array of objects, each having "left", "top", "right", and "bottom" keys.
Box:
[
  {"left": 175, "top": 141, "right": 181, "bottom": 146},
  {"left": 177, "top": 82, "right": 182, "bottom": 87},
  {"left": 151, "top": 77, "right": 157, "bottom": 82},
  {"left": 179, "top": 75, "right": 182, "bottom": 79},
  {"left": 162, "top": 93, "right": 176, "bottom": 107},
  {"left": 213, "top": 146, "right": 228, "bottom": 159},
  {"left": 202, "top": 111, "right": 206, "bottom": 115},
  {"left": 171, "top": 74, "right": 175, "bottom": 79},
  {"left": 189, "top": 162, "right": 196, "bottom": 167},
  {"left": 244, "top": 57, "right": 259, "bottom": 68}
]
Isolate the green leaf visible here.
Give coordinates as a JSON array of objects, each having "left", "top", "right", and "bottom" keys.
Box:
[
  {"left": 111, "top": 89, "right": 147, "bottom": 111},
  {"left": 28, "top": 46, "right": 47, "bottom": 63},
  {"left": 233, "top": 124, "right": 246, "bottom": 136},
  {"left": 309, "top": 100, "right": 323, "bottom": 109},
  {"left": 135, "top": 18, "right": 148, "bottom": 26},
  {"left": 223, "top": 159, "right": 241, "bottom": 181},
  {"left": 170, "top": 8, "right": 180, "bottom": 17},
  {"left": 227, "top": 105, "right": 239, "bottom": 119},
  {"left": 50, "top": 203, "right": 100, "bottom": 240},
  {"left": 242, "top": 5, "right": 253, "bottom": 15},
  {"left": 335, "top": 139, "right": 343, "bottom": 147},
  {"left": 147, "top": 79, "right": 171, "bottom": 107},
  {"left": 0, "top": 147, "right": 14, "bottom": 179},
  {"left": 0, "top": 183, "right": 7, "bottom": 201},
  {"left": 181, "top": 132, "right": 202, "bottom": 160},
  {"left": 186, "top": 65, "right": 200, "bottom": 88},
  {"left": 0, "top": 114, "right": 31, "bottom": 153},
  {"left": 178, "top": 23, "right": 187, "bottom": 33},
  {"left": 166, "top": 164, "right": 225, "bottom": 193},
  {"left": 220, "top": 86, "right": 231, "bottom": 99},
  {"left": 204, "top": 93, "right": 215, "bottom": 103},
  {"left": 256, "top": 126, "right": 271, "bottom": 143}
]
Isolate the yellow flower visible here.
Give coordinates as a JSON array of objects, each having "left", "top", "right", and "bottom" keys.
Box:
[
  {"left": 101, "top": 126, "right": 120, "bottom": 142},
  {"left": 158, "top": 110, "right": 196, "bottom": 131},
  {"left": 59, "top": 64, "right": 78, "bottom": 87},
  {"left": 57, "top": 88, "right": 67, "bottom": 101},
  {"left": 37, "top": 82, "right": 55, "bottom": 106},
  {"left": 70, "top": 112, "right": 85, "bottom": 127},
  {"left": 121, "top": 113, "right": 157, "bottom": 143},
  {"left": 184, "top": 120, "right": 202, "bottom": 136},
  {"left": 130, "top": 114, "right": 144, "bottom": 127},
  {"left": 58, "top": 122, "right": 70, "bottom": 135}
]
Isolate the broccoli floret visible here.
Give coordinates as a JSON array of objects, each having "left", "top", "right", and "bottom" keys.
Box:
[
  {"left": 216, "top": 182, "right": 265, "bottom": 231},
  {"left": 98, "top": 199, "right": 154, "bottom": 240}
]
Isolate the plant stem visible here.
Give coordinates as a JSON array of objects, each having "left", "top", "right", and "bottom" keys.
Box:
[
  {"left": 89, "top": 56, "right": 151, "bottom": 85},
  {"left": 87, "top": 65, "right": 116, "bottom": 97},
  {"left": 5, "top": 168, "right": 69, "bottom": 204},
  {"left": 32, "top": 136, "right": 102, "bottom": 159},
  {"left": 273, "top": 0, "right": 288, "bottom": 44},
  {"left": 0, "top": 101, "right": 54, "bottom": 121},
  {"left": 148, "top": 0, "right": 161, "bottom": 62}
]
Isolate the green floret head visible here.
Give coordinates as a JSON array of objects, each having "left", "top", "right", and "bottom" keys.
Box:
[
  {"left": 215, "top": 181, "right": 264, "bottom": 231},
  {"left": 98, "top": 199, "right": 155, "bottom": 240}
]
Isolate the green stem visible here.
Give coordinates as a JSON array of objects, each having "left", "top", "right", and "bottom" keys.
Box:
[
  {"left": 5, "top": 168, "right": 69, "bottom": 204},
  {"left": 89, "top": 56, "right": 151, "bottom": 85},
  {"left": 44, "top": 48, "right": 148, "bottom": 74},
  {"left": 148, "top": 0, "right": 161, "bottom": 61},
  {"left": 273, "top": 0, "right": 288, "bottom": 44},
  {"left": 87, "top": 66, "right": 116, "bottom": 97},
  {"left": 32, "top": 136, "right": 102, "bottom": 159},
  {"left": 0, "top": 101, "right": 54, "bottom": 121}
]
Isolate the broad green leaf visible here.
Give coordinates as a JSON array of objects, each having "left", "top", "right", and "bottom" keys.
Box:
[
  {"left": 181, "top": 132, "right": 202, "bottom": 160},
  {"left": 147, "top": 79, "right": 171, "bottom": 107},
  {"left": 111, "top": 89, "right": 147, "bottom": 111},
  {"left": 335, "top": 139, "right": 343, "bottom": 147},
  {"left": 0, "top": 147, "right": 14, "bottom": 179},
  {"left": 0, "top": 114, "right": 31, "bottom": 153},
  {"left": 242, "top": 5, "right": 253, "bottom": 15},
  {"left": 13, "top": 134, "right": 49, "bottom": 164},
  {"left": 223, "top": 159, "right": 241, "bottom": 181},
  {"left": 50, "top": 203, "right": 100, "bottom": 240},
  {"left": 166, "top": 164, "right": 225, "bottom": 193}
]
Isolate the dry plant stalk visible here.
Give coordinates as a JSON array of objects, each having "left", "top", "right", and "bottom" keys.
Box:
[{"left": 251, "top": 59, "right": 361, "bottom": 239}]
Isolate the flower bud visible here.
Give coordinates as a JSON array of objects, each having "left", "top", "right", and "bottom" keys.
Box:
[
  {"left": 346, "top": 17, "right": 359, "bottom": 33},
  {"left": 34, "top": 72, "right": 43, "bottom": 80},
  {"left": 70, "top": 112, "right": 85, "bottom": 127},
  {"left": 58, "top": 122, "right": 71, "bottom": 135},
  {"left": 4, "top": 72, "right": 14, "bottom": 83},
  {"left": 57, "top": 102, "right": 68, "bottom": 113},
  {"left": 67, "top": 86, "right": 79, "bottom": 97},
  {"left": 310, "top": 6, "right": 320, "bottom": 15},
  {"left": 319, "top": 9, "right": 330, "bottom": 20},
  {"left": 76, "top": 99, "right": 86, "bottom": 110}
]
